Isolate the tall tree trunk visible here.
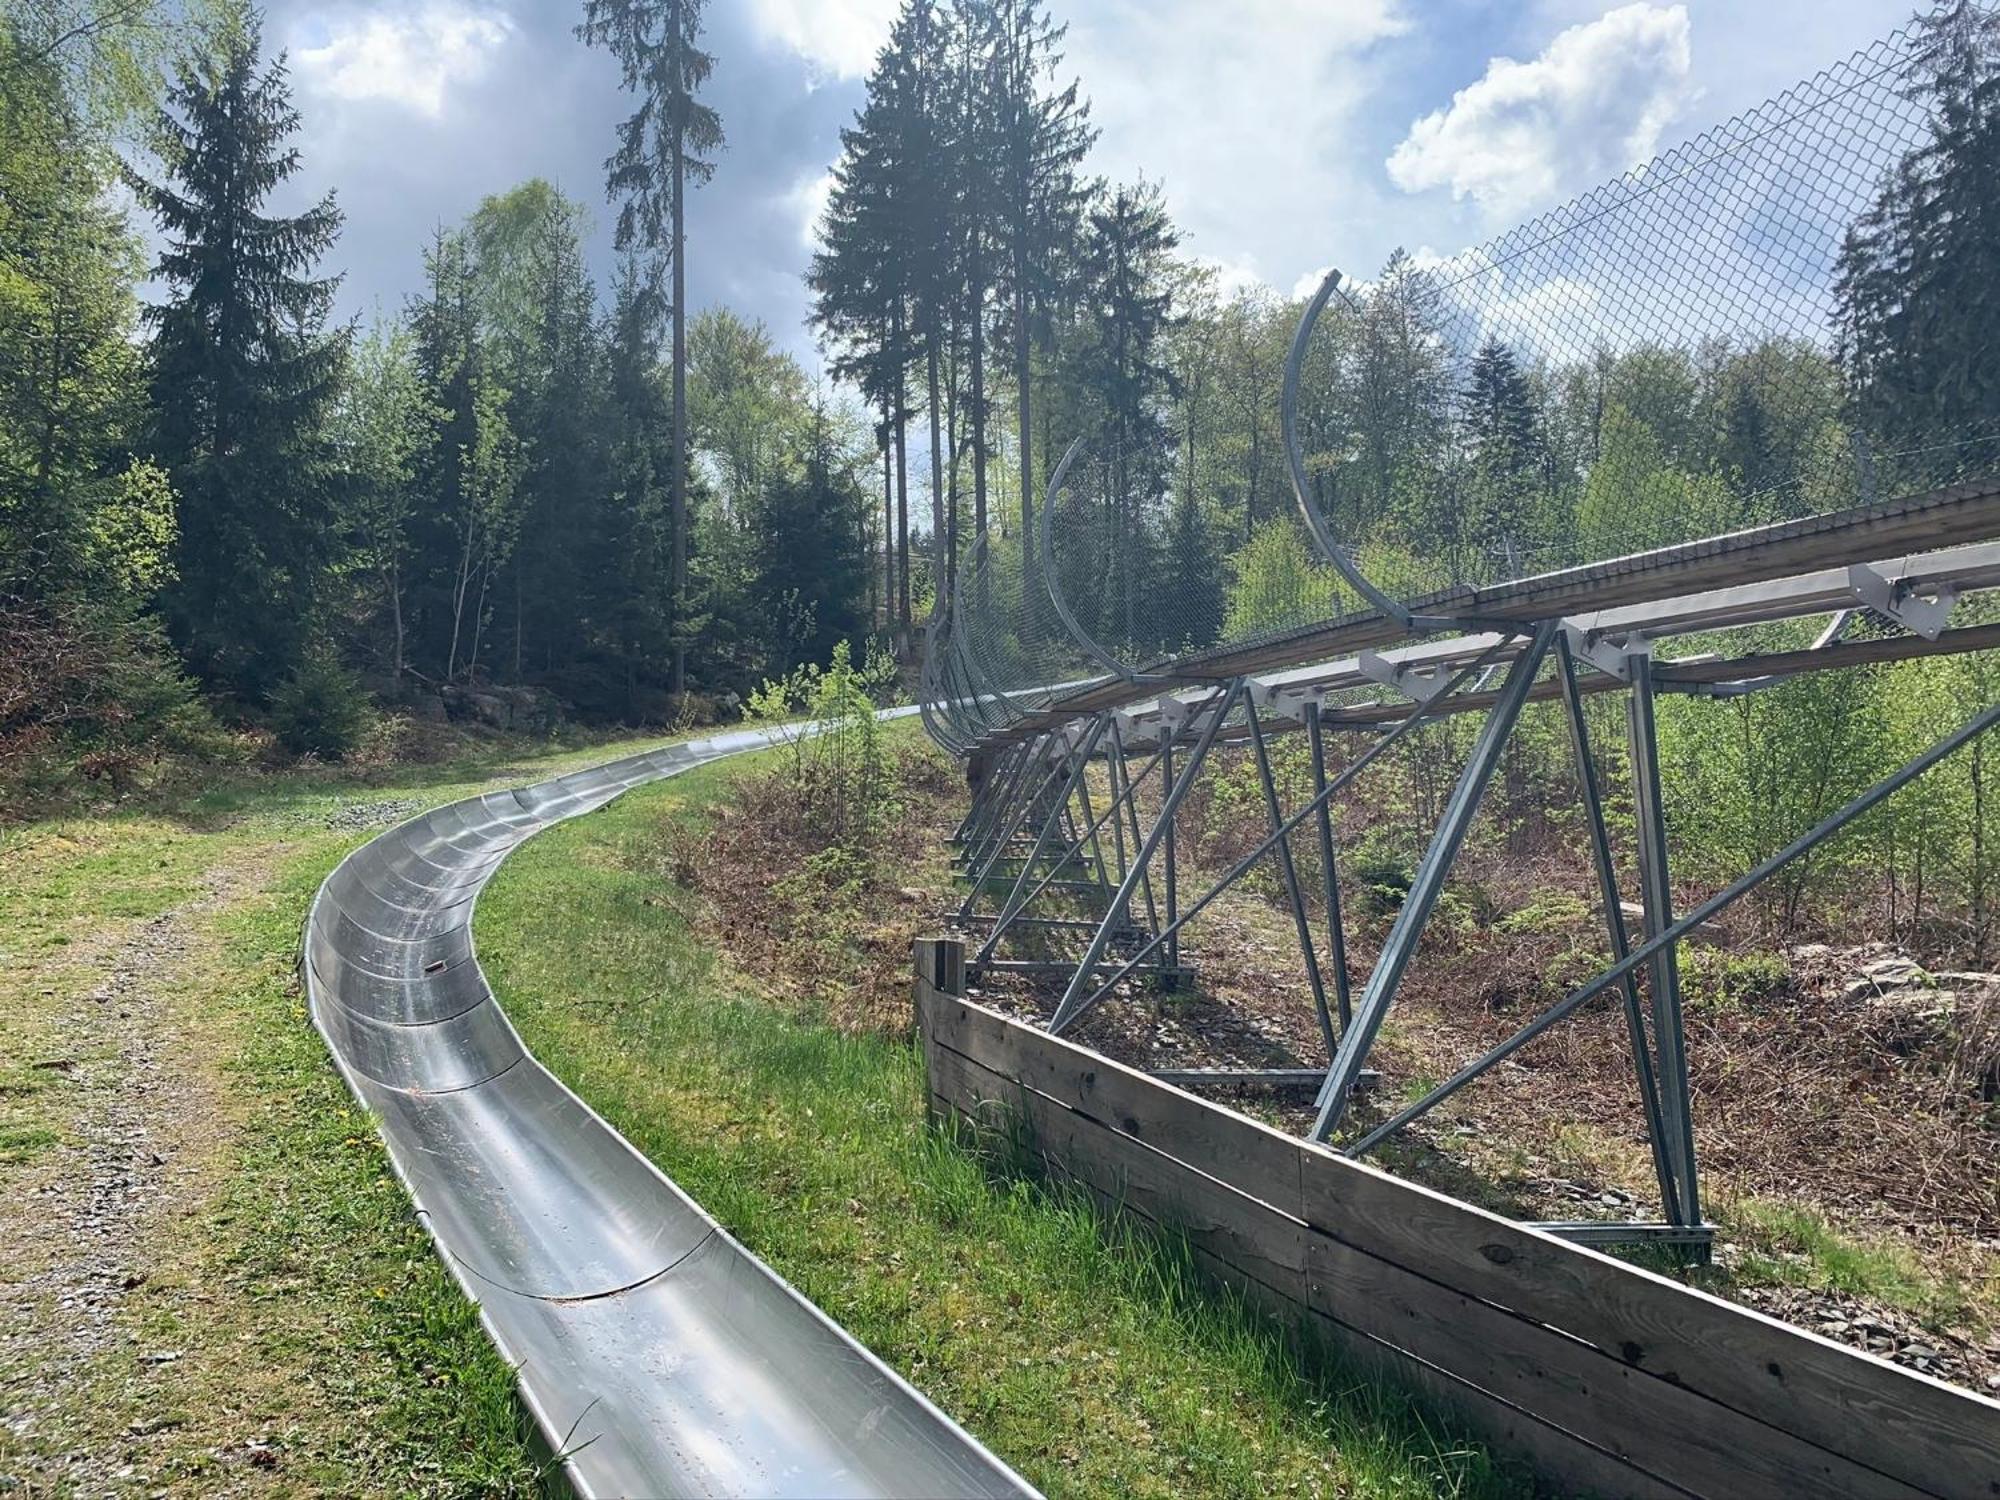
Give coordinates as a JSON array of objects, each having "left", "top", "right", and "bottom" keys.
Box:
[
  {"left": 926, "top": 332, "right": 946, "bottom": 613},
  {"left": 669, "top": 139, "right": 689, "bottom": 698},
  {"left": 387, "top": 553, "right": 405, "bottom": 685},
  {"left": 1014, "top": 246, "right": 1032, "bottom": 601},
  {"left": 969, "top": 244, "right": 988, "bottom": 547},
  {"left": 895, "top": 364, "right": 911, "bottom": 633},
  {"left": 881, "top": 395, "right": 895, "bottom": 628},
  {"left": 944, "top": 344, "right": 959, "bottom": 602}
]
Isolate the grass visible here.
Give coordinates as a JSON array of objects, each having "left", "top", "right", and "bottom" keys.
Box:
[
  {"left": 0, "top": 728, "right": 697, "bottom": 1494},
  {"left": 1714, "top": 1197, "right": 1989, "bottom": 1334},
  {"left": 474, "top": 744, "right": 1535, "bottom": 1500}
]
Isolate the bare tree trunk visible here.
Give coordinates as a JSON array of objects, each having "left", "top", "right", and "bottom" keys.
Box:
[
  {"left": 669, "top": 132, "right": 689, "bottom": 698},
  {"left": 387, "top": 553, "right": 404, "bottom": 685},
  {"left": 927, "top": 333, "right": 945, "bottom": 611},
  {"left": 895, "top": 363, "right": 911, "bottom": 634},
  {"left": 880, "top": 396, "right": 894, "bottom": 627}
]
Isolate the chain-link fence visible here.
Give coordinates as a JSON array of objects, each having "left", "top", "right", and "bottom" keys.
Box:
[
  {"left": 1300, "top": 5, "right": 1999, "bottom": 609},
  {"left": 927, "top": 4, "right": 2000, "bottom": 747}
]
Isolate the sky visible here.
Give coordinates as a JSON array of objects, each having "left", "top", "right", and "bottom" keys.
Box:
[{"left": 252, "top": 0, "right": 1927, "bottom": 370}]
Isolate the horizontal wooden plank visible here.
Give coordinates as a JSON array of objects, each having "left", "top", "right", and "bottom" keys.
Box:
[
  {"left": 927, "top": 1041, "right": 1308, "bottom": 1301},
  {"left": 931, "top": 1012, "right": 1918, "bottom": 1497},
  {"left": 918, "top": 984, "right": 1304, "bottom": 1215},
  {"left": 1307, "top": 1234, "right": 1927, "bottom": 1499},
  {"left": 1299, "top": 1148, "right": 2000, "bottom": 1498},
  {"left": 919, "top": 986, "right": 2000, "bottom": 1497},
  {"left": 1302, "top": 1310, "right": 1694, "bottom": 1500},
  {"left": 925, "top": 1034, "right": 1677, "bottom": 1500}
]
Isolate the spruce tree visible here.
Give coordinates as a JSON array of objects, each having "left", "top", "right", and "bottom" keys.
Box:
[
  {"left": 1461, "top": 337, "right": 1545, "bottom": 557},
  {"left": 1835, "top": 0, "right": 2000, "bottom": 488},
  {"left": 130, "top": 19, "right": 346, "bottom": 697},
  {"left": 576, "top": 0, "right": 723, "bottom": 699},
  {"left": 992, "top": 0, "right": 1092, "bottom": 590},
  {"left": 811, "top": 13, "right": 922, "bottom": 632}
]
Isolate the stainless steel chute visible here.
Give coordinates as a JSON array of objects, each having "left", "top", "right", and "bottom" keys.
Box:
[{"left": 303, "top": 718, "right": 1037, "bottom": 1500}]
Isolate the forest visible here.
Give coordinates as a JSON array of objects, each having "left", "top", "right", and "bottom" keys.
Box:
[{"left": 4, "top": 0, "right": 1999, "bottom": 963}]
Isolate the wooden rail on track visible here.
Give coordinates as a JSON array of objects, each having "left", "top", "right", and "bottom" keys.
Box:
[{"left": 914, "top": 938, "right": 2000, "bottom": 1500}]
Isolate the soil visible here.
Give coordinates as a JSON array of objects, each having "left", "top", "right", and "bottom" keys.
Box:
[{"left": 0, "top": 851, "right": 278, "bottom": 1493}]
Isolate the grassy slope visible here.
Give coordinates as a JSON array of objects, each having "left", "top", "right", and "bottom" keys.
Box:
[
  {"left": 474, "top": 744, "right": 1535, "bottom": 1500},
  {"left": 0, "top": 733, "right": 687, "bottom": 1495}
]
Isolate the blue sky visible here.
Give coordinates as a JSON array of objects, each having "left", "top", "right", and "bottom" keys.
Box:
[{"left": 260, "top": 0, "right": 1924, "bottom": 367}]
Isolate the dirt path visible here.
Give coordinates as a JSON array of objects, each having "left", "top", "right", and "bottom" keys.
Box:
[{"left": 0, "top": 849, "right": 281, "bottom": 1493}]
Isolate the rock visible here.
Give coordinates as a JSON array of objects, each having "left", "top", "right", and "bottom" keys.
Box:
[
  {"left": 1861, "top": 955, "right": 1929, "bottom": 989},
  {"left": 1930, "top": 970, "right": 2000, "bottom": 991}
]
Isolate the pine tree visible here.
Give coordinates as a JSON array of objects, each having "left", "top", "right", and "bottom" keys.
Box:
[
  {"left": 466, "top": 181, "right": 605, "bottom": 683},
  {"left": 1461, "top": 337, "right": 1545, "bottom": 557},
  {"left": 1079, "top": 181, "right": 1178, "bottom": 647},
  {"left": 577, "top": 0, "right": 723, "bottom": 698},
  {"left": 129, "top": 19, "right": 347, "bottom": 696},
  {"left": 991, "top": 0, "right": 1092, "bottom": 593},
  {"left": 405, "top": 227, "right": 481, "bottom": 677},
  {"left": 1834, "top": 0, "right": 2000, "bottom": 490},
  {"left": 810, "top": 6, "right": 927, "bottom": 634},
  {"left": 601, "top": 256, "right": 673, "bottom": 715}
]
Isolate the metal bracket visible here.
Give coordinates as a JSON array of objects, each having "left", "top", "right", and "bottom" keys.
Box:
[
  {"left": 1357, "top": 650, "right": 1452, "bottom": 704},
  {"left": 1246, "top": 679, "right": 1310, "bottom": 724},
  {"left": 1848, "top": 563, "right": 1957, "bottom": 641},
  {"left": 1561, "top": 623, "right": 1651, "bottom": 681}
]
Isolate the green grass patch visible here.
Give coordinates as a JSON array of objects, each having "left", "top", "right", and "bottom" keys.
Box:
[
  {"left": 476, "top": 750, "right": 1533, "bottom": 1500},
  {"left": 0, "top": 732, "right": 690, "bottom": 1493},
  {"left": 1719, "top": 1197, "right": 1986, "bottom": 1333}
]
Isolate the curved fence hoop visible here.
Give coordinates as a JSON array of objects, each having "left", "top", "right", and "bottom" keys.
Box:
[
  {"left": 1040, "top": 435, "right": 1140, "bottom": 682},
  {"left": 1282, "top": 268, "right": 1417, "bottom": 634}
]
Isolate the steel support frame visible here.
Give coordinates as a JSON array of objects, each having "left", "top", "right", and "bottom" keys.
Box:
[
  {"left": 1340, "top": 697, "right": 2000, "bottom": 1161},
  {"left": 1311, "top": 620, "right": 1561, "bottom": 1140},
  {"left": 1044, "top": 641, "right": 1519, "bottom": 1038}
]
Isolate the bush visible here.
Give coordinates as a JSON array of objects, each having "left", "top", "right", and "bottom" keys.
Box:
[
  {"left": 0, "top": 599, "right": 231, "bottom": 803},
  {"left": 270, "top": 648, "right": 374, "bottom": 761},
  {"left": 749, "top": 639, "right": 899, "bottom": 850}
]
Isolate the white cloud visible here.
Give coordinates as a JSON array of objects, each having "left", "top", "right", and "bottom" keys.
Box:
[
  {"left": 748, "top": 0, "right": 897, "bottom": 81},
  {"left": 790, "top": 168, "right": 835, "bottom": 251},
  {"left": 1073, "top": 0, "right": 1407, "bottom": 298},
  {"left": 1386, "top": 3, "right": 1695, "bottom": 218},
  {"left": 295, "top": 4, "right": 513, "bottom": 119}
]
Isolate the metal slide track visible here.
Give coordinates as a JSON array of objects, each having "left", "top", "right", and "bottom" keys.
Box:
[{"left": 302, "top": 721, "right": 1037, "bottom": 1499}]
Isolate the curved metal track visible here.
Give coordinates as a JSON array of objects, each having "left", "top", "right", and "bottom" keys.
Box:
[{"left": 303, "top": 721, "right": 1037, "bottom": 1500}]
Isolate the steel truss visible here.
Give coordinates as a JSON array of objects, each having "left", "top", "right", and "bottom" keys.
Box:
[
  {"left": 925, "top": 7, "right": 2000, "bottom": 1258},
  {"left": 940, "top": 589, "right": 2000, "bottom": 1255},
  {"left": 929, "top": 396, "right": 2000, "bottom": 1263}
]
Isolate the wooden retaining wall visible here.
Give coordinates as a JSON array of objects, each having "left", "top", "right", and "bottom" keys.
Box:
[{"left": 913, "top": 939, "right": 2000, "bottom": 1500}]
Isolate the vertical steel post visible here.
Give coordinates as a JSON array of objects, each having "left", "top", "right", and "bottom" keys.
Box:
[
  {"left": 975, "top": 717, "right": 1109, "bottom": 963},
  {"left": 1162, "top": 734, "right": 1179, "bottom": 973},
  {"left": 1311, "top": 622, "right": 1557, "bottom": 1141},
  {"left": 1247, "top": 695, "right": 1337, "bottom": 1060},
  {"left": 1107, "top": 719, "right": 1162, "bottom": 942},
  {"left": 956, "top": 739, "right": 1065, "bottom": 921},
  {"left": 1050, "top": 680, "right": 1242, "bottom": 1032},
  {"left": 1555, "top": 636, "right": 1682, "bottom": 1224},
  {"left": 1627, "top": 653, "right": 1703, "bottom": 1227},
  {"left": 958, "top": 742, "right": 1029, "bottom": 871},
  {"left": 1305, "top": 699, "right": 1353, "bottom": 1031}
]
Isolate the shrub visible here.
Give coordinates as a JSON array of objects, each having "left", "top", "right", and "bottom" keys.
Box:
[
  {"left": 749, "top": 639, "right": 899, "bottom": 850},
  {"left": 270, "top": 648, "right": 374, "bottom": 761},
  {"left": 0, "top": 599, "right": 230, "bottom": 802}
]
